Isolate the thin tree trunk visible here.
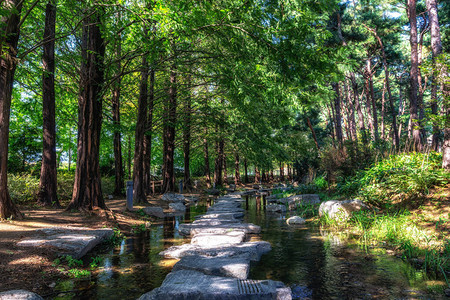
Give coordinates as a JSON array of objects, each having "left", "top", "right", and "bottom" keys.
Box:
[
  {"left": 214, "top": 139, "right": 224, "bottom": 186},
  {"left": 407, "top": 0, "right": 423, "bottom": 151},
  {"left": 68, "top": 8, "right": 106, "bottom": 210},
  {"left": 38, "top": 0, "right": 59, "bottom": 207},
  {"left": 332, "top": 83, "right": 344, "bottom": 145},
  {"left": 223, "top": 151, "right": 228, "bottom": 185},
  {"left": 280, "top": 162, "right": 284, "bottom": 181},
  {"left": 234, "top": 153, "right": 240, "bottom": 185},
  {"left": 366, "top": 56, "right": 379, "bottom": 142},
  {"left": 132, "top": 56, "right": 148, "bottom": 204},
  {"left": 306, "top": 117, "right": 320, "bottom": 150},
  {"left": 427, "top": 0, "right": 442, "bottom": 151},
  {"left": 351, "top": 73, "right": 367, "bottom": 142},
  {"left": 183, "top": 75, "right": 192, "bottom": 189},
  {"left": 381, "top": 80, "right": 386, "bottom": 140},
  {"left": 203, "top": 129, "right": 211, "bottom": 188},
  {"left": 254, "top": 166, "right": 260, "bottom": 183},
  {"left": 0, "top": 0, "right": 23, "bottom": 219},
  {"left": 244, "top": 159, "right": 248, "bottom": 183},
  {"left": 162, "top": 64, "right": 177, "bottom": 192},
  {"left": 144, "top": 68, "right": 154, "bottom": 194},
  {"left": 112, "top": 18, "right": 124, "bottom": 196}
]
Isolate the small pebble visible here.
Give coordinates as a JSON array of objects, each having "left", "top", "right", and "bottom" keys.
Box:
[{"left": 48, "top": 282, "right": 56, "bottom": 288}]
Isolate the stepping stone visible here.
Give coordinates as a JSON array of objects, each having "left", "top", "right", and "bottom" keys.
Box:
[
  {"left": 138, "top": 270, "right": 292, "bottom": 300},
  {"left": 172, "top": 254, "right": 251, "bottom": 279},
  {"left": 191, "top": 231, "right": 246, "bottom": 247},
  {"left": 17, "top": 227, "right": 113, "bottom": 259},
  {"left": 198, "top": 212, "right": 244, "bottom": 220},
  {"left": 143, "top": 207, "right": 165, "bottom": 218},
  {"left": 178, "top": 223, "right": 261, "bottom": 236},
  {"left": 0, "top": 290, "right": 43, "bottom": 300},
  {"left": 160, "top": 241, "right": 271, "bottom": 262}
]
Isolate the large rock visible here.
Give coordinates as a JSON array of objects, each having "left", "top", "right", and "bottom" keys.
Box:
[
  {"left": 0, "top": 290, "right": 43, "bottom": 300},
  {"left": 17, "top": 227, "right": 113, "bottom": 259},
  {"left": 319, "top": 199, "right": 369, "bottom": 221},
  {"left": 160, "top": 241, "right": 272, "bottom": 262},
  {"left": 143, "top": 207, "right": 165, "bottom": 218},
  {"left": 191, "top": 231, "right": 246, "bottom": 247},
  {"left": 138, "top": 270, "right": 292, "bottom": 300},
  {"left": 161, "top": 193, "right": 185, "bottom": 202},
  {"left": 168, "top": 202, "right": 186, "bottom": 213},
  {"left": 286, "top": 216, "right": 306, "bottom": 225},
  {"left": 266, "top": 204, "right": 286, "bottom": 213},
  {"left": 172, "top": 254, "right": 251, "bottom": 279},
  {"left": 184, "top": 196, "right": 199, "bottom": 204}
]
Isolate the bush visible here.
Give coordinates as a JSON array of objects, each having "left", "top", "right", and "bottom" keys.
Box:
[{"left": 338, "top": 152, "right": 450, "bottom": 208}]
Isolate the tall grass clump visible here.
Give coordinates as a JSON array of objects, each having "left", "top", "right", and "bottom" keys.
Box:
[{"left": 338, "top": 152, "right": 450, "bottom": 208}]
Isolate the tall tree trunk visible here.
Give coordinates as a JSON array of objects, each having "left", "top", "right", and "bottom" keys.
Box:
[
  {"left": 345, "top": 79, "right": 357, "bottom": 141},
  {"left": 280, "top": 162, "right": 284, "bottom": 181},
  {"left": 244, "top": 158, "right": 248, "bottom": 183},
  {"left": 381, "top": 80, "right": 386, "bottom": 140},
  {"left": 407, "top": 0, "right": 423, "bottom": 151},
  {"left": 112, "top": 19, "right": 124, "bottom": 196},
  {"left": 306, "top": 117, "right": 320, "bottom": 150},
  {"left": 223, "top": 151, "right": 228, "bottom": 185},
  {"left": 234, "top": 153, "right": 240, "bottom": 185},
  {"left": 68, "top": 8, "right": 106, "bottom": 210},
  {"left": 132, "top": 56, "right": 148, "bottom": 204},
  {"left": 214, "top": 139, "right": 224, "bottom": 186},
  {"left": 254, "top": 166, "right": 260, "bottom": 183},
  {"left": 366, "top": 56, "right": 379, "bottom": 142},
  {"left": 351, "top": 73, "right": 367, "bottom": 142},
  {"left": 162, "top": 65, "right": 177, "bottom": 192},
  {"left": 0, "top": 0, "right": 23, "bottom": 219},
  {"left": 332, "top": 83, "right": 344, "bottom": 145},
  {"left": 426, "top": 0, "right": 442, "bottom": 152},
  {"left": 38, "top": 0, "right": 59, "bottom": 207},
  {"left": 183, "top": 75, "right": 191, "bottom": 190},
  {"left": 203, "top": 129, "right": 211, "bottom": 188},
  {"left": 144, "top": 68, "right": 154, "bottom": 194}
]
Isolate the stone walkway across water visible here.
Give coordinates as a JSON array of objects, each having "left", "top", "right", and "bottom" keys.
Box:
[{"left": 139, "top": 194, "right": 292, "bottom": 300}]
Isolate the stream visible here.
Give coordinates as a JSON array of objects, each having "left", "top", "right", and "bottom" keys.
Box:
[{"left": 53, "top": 195, "right": 445, "bottom": 299}]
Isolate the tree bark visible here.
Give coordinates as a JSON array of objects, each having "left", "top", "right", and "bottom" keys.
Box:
[
  {"left": 223, "top": 151, "right": 228, "bottom": 185},
  {"left": 351, "top": 73, "right": 367, "bottom": 142},
  {"left": 254, "top": 166, "right": 260, "bottom": 183},
  {"left": 183, "top": 75, "right": 192, "bottom": 190},
  {"left": 426, "top": 0, "right": 442, "bottom": 152},
  {"left": 133, "top": 56, "right": 148, "bottom": 204},
  {"left": 407, "top": 0, "right": 423, "bottom": 151},
  {"left": 234, "top": 153, "right": 240, "bottom": 185},
  {"left": 68, "top": 8, "right": 106, "bottom": 210},
  {"left": 306, "top": 117, "right": 320, "bottom": 150},
  {"left": 144, "top": 68, "right": 154, "bottom": 194},
  {"left": 244, "top": 158, "right": 248, "bottom": 183},
  {"left": 280, "top": 162, "right": 284, "bottom": 181},
  {"left": 214, "top": 139, "right": 224, "bottom": 186},
  {"left": 0, "top": 0, "right": 23, "bottom": 219},
  {"left": 38, "top": 0, "right": 59, "bottom": 207},
  {"left": 332, "top": 83, "right": 344, "bottom": 145},
  {"left": 162, "top": 65, "right": 177, "bottom": 192},
  {"left": 112, "top": 19, "right": 124, "bottom": 196},
  {"left": 203, "top": 129, "right": 211, "bottom": 188}
]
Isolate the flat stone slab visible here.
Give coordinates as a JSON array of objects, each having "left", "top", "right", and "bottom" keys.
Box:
[
  {"left": 178, "top": 222, "right": 261, "bottom": 236},
  {"left": 138, "top": 270, "right": 292, "bottom": 300},
  {"left": 172, "top": 254, "right": 251, "bottom": 279},
  {"left": 17, "top": 227, "right": 113, "bottom": 259},
  {"left": 143, "top": 207, "right": 165, "bottom": 218},
  {"left": 198, "top": 212, "right": 244, "bottom": 220},
  {"left": 0, "top": 290, "right": 43, "bottom": 300},
  {"left": 191, "top": 231, "right": 246, "bottom": 247},
  {"left": 160, "top": 241, "right": 272, "bottom": 262}
]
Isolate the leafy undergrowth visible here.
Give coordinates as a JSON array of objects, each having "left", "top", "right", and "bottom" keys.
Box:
[{"left": 337, "top": 152, "right": 450, "bottom": 209}]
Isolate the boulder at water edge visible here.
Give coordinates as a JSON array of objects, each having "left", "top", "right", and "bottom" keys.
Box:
[
  {"left": 143, "top": 207, "right": 165, "bottom": 218},
  {"left": 286, "top": 216, "right": 306, "bottom": 225},
  {"left": 319, "top": 199, "right": 369, "bottom": 221}
]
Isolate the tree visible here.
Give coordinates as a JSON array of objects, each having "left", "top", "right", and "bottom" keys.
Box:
[
  {"left": 67, "top": 6, "right": 106, "bottom": 211},
  {"left": 407, "top": 0, "right": 423, "bottom": 150},
  {"left": 0, "top": 0, "right": 23, "bottom": 219},
  {"left": 38, "top": 0, "right": 59, "bottom": 207}
]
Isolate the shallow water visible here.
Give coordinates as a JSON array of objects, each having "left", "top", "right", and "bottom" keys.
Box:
[{"left": 53, "top": 196, "right": 446, "bottom": 299}]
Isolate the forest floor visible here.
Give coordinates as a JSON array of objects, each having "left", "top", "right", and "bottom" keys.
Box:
[{"left": 0, "top": 193, "right": 201, "bottom": 296}]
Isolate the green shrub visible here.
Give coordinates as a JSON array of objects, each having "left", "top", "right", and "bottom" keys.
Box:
[
  {"left": 8, "top": 174, "right": 39, "bottom": 204},
  {"left": 338, "top": 152, "right": 450, "bottom": 207}
]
